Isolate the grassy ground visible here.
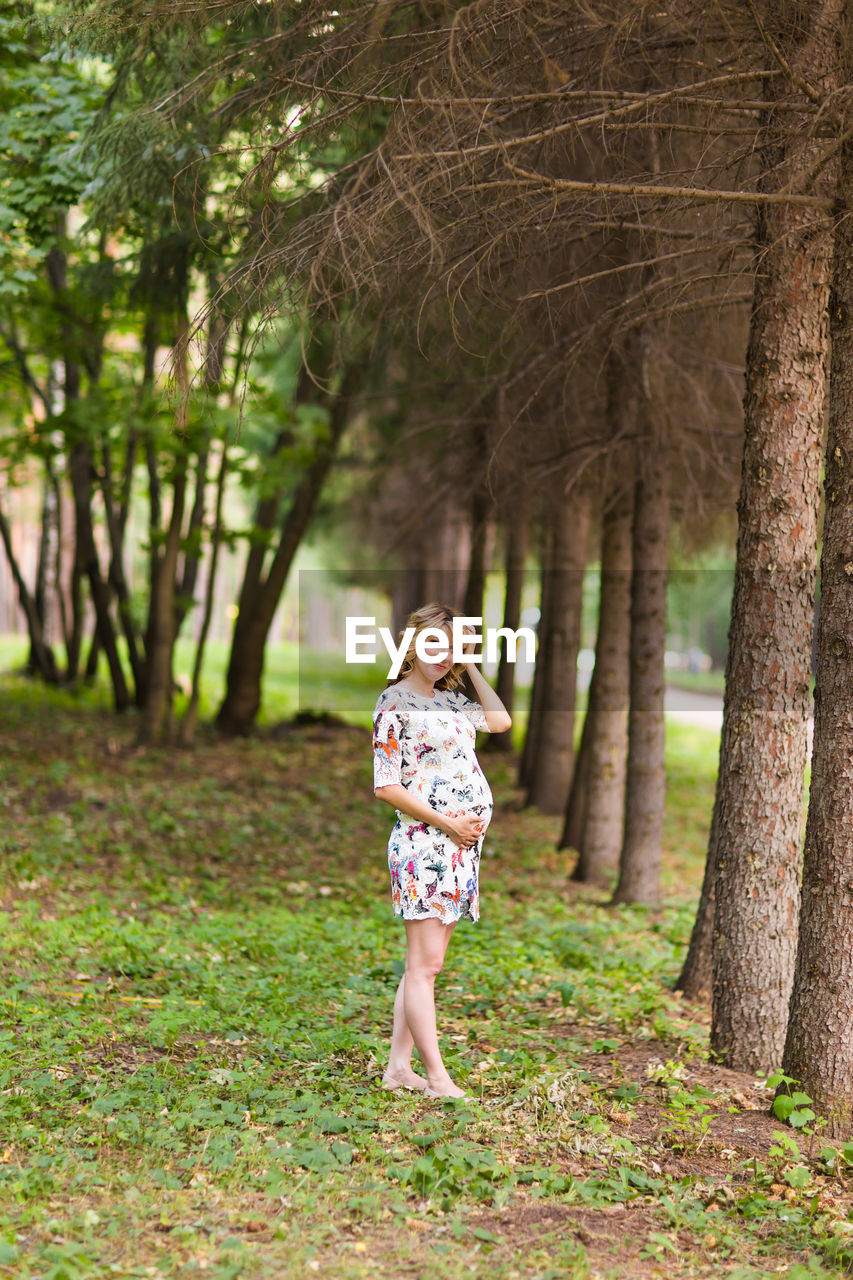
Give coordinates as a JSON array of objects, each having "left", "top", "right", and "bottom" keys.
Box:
[{"left": 1, "top": 659, "right": 848, "bottom": 1280}]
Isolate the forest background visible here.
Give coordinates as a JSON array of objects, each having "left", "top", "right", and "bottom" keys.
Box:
[{"left": 5, "top": 1, "right": 853, "bottom": 1277}]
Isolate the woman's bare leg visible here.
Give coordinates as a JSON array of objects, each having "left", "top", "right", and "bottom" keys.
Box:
[
  {"left": 382, "top": 973, "right": 425, "bottom": 1089},
  {"left": 383, "top": 920, "right": 457, "bottom": 1089},
  {"left": 400, "top": 917, "right": 464, "bottom": 1098}
]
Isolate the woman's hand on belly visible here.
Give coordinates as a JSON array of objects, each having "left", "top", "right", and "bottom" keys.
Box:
[{"left": 440, "top": 812, "right": 484, "bottom": 849}]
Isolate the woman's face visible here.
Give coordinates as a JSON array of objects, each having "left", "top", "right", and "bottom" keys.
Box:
[{"left": 413, "top": 624, "right": 453, "bottom": 684}]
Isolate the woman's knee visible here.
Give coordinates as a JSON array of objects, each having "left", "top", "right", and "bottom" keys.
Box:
[{"left": 406, "top": 950, "right": 444, "bottom": 981}]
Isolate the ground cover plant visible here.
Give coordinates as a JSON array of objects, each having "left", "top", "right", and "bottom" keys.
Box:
[{"left": 1, "top": 666, "right": 850, "bottom": 1279}]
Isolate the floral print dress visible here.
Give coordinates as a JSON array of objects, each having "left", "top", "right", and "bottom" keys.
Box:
[{"left": 372, "top": 682, "right": 493, "bottom": 923}]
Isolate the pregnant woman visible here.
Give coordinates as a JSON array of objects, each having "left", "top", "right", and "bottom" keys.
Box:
[{"left": 372, "top": 602, "right": 511, "bottom": 1098}]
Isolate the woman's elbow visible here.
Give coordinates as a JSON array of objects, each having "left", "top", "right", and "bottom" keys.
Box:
[
  {"left": 374, "top": 784, "right": 394, "bottom": 801},
  {"left": 490, "top": 714, "right": 512, "bottom": 733}
]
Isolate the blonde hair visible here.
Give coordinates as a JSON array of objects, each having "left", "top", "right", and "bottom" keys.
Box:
[{"left": 388, "top": 601, "right": 469, "bottom": 692}]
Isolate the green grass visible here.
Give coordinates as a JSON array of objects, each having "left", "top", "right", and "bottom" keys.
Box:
[{"left": 0, "top": 662, "right": 847, "bottom": 1279}]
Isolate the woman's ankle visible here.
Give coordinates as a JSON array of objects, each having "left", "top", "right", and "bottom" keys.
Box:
[
  {"left": 385, "top": 1058, "right": 415, "bottom": 1075},
  {"left": 426, "top": 1069, "right": 454, "bottom": 1087}
]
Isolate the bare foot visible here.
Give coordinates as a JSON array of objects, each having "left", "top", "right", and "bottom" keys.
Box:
[
  {"left": 381, "top": 1066, "right": 429, "bottom": 1092},
  {"left": 424, "top": 1077, "right": 466, "bottom": 1099}
]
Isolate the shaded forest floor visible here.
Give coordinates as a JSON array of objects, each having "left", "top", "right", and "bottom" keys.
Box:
[{"left": 0, "top": 675, "right": 850, "bottom": 1279}]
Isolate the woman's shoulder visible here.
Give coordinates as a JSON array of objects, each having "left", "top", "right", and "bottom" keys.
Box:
[{"left": 372, "top": 684, "right": 409, "bottom": 716}]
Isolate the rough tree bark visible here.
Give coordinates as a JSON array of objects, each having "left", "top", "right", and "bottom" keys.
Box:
[
  {"left": 526, "top": 487, "right": 591, "bottom": 814},
  {"left": 612, "top": 448, "right": 670, "bottom": 905},
  {"left": 781, "top": 38, "right": 853, "bottom": 1132},
  {"left": 573, "top": 472, "right": 634, "bottom": 885},
  {"left": 710, "top": 0, "right": 839, "bottom": 1072}
]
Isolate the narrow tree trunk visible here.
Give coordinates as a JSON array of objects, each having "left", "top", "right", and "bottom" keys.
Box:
[
  {"left": 174, "top": 441, "right": 210, "bottom": 640},
  {"left": 180, "top": 435, "right": 229, "bottom": 746},
  {"left": 392, "top": 563, "right": 427, "bottom": 639},
  {"left": 84, "top": 623, "right": 100, "bottom": 681},
  {"left": 781, "top": 45, "right": 853, "bottom": 1131},
  {"left": 489, "top": 500, "right": 528, "bottom": 753},
  {"left": 518, "top": 522, "right": 552, "bottom": 792},
  {"left": 139, "top": 303, "right": 191, "bottom": 744},
  {"left": 675, "top": 789, "right": 720, "bottom": 1000},
  {"left": 710, "top": 0, "right": 838, "bottom": 1073},
  {"left": 526, "top": 488, "right": 591, "bottom": 814},
  {"left": 28, "top": 472, "right": 52, "bottom": 675},
  {"left": 612, "top": 453, "right": 670, "bottom": 905},
  {"left": 100, "top": 437, "right": 144, "bottom": 700},
  {"left": 140, "top": 463, "right": 187, "bottom": 743},
  {"left": 0, "top": 499, "right": 58, "bottom": 681},
  {"left": 573, "top": 478, "right": 633, "bottom": 885},
  {"left": 462, "top": 486, "right": 491, "bottom": 621},
  {"left": 559, "top": 657, "right": 597, "bottom": 852},
  {"left": 216, "top": 362, "right": 363, "bottom": 736},
  {"left": 68, "top": 441, "right": 130, "bottom": 710}
]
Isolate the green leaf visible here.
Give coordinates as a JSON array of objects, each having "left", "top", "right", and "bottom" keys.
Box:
[{"left": 772, "top": 1095, "right": 796, "bottom": 1121}]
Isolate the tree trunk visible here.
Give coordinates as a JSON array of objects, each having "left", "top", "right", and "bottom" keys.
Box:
[
  {"left": 526, "top": 488, "right": 591, "bottom": 814},
  {"left": 180, "top": 434, "right": 229, "bottom": 746},
  {"left": 0, "top": 499, "right": 58, "bottom": 681},
  {"left": 518, "top": 522, "right": 552, "bottom": 793},
  {"left": 573, "top": 477, "right": 633, "bottom": 885},
  {"left": 139, "top": 462, "right": 188, "bottom": 743},
  {"left": 612, "top": 452, "right": 670, "bottom": 905},
  {"left": 174, "top": 440, "right": 210, "bottom": 640},
  {"left": 28, "top": 471, "right": 52, "bottom": 675},
  {"left": 675, "top": 789, "right": 721, "bottom": 1000},
  {"left": 489, "top": 500, "right": 528, "bottom": 753},
  {"left": 391, "top": 563, "right": 427, "bottom": 638},
  {"left": 68, "top": 441, "right": 130, "bottom": 710},
  {"left": 462, "top": 486, "right": 491, "bottom": 621},
  {"left": 100, "top": 435, "right": 145, "bottom": 700},
  {"left": 781, "top": 39, "right": 853, "bottom": 1132},
  {"left": 710, "top": 0, "right": 838, "bottom": 1073},
  {"left": 559, "top": 657, "right": 597, "bottom": 852},
  {"left": 216, "top": 362, "right": 363, "bottom": 736}
]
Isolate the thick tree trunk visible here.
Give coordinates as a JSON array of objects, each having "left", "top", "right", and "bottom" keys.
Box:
[
  {"left": 709, "top": 2, "right": 838, "bottom": 1073},
  {"left": 781, "top": 65, "right": 853, "bottom": 1134},
  {"left": 573, "top": 478, "right": 633, "bottom": 885},
  {"left": 612, "top": 453, "right": 670, "bottom": 905},
  {"left": 489, "top": 501, "right": 528, "bottom": 753},
  {"left": 217, "top": 362, "right": 363, "bottom": 736},
  {"left": 526, "top": 489, "right": 591, "bottom": 814}
]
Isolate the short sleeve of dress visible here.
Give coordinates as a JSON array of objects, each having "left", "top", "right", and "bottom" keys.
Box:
[
  {"left": 372, "top": 693, "right": 405, "bottom": 788},
  {"left": 449, "top": 688, "right": 490, "bottom": 733}
]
